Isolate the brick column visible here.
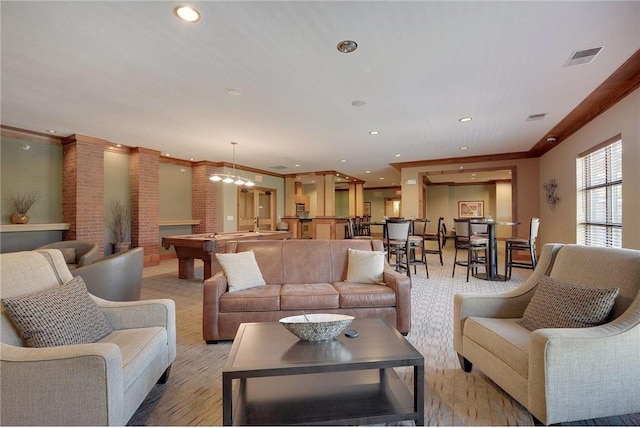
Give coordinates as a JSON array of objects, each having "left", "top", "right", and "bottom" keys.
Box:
[
  {"left": 130, "top": 148, "right": 160, "bottom": 267},
  {"left": 61, "top": 134, "right": 106, "bottom": 255},
  {"left": 192, "top": 162, "right": 219, "bottom": 234}
]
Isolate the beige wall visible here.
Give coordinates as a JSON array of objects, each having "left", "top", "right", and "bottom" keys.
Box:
[{"left": 539, "top": 88, "right": 640, "bottom": 250}]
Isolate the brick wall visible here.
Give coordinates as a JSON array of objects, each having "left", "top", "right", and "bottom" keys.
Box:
[
  {"left": 61, "top": 135, "right": 106, "bottom": 255},
  {"left": 130, "top": 148, "right": 160, "bottom": 266},
  {"left": 192, "top": 162, "right": 218, "bottom": 234}
]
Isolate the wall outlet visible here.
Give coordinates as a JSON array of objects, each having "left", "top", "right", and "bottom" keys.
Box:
[{"left": 227, "top": 215, "right": 234, "bottom": 221}]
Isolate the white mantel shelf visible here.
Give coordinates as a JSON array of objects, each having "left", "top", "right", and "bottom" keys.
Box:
[
  {"left": 159, "top": 220, "right": 200, "bottom": 226},
  {"left": 0, "top": 223, "right": 71, "bottom": 233}
]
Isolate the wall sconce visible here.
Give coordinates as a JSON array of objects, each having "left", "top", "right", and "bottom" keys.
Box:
[{"left": 544, "top": 179, "right": 560, "bottom": 210}]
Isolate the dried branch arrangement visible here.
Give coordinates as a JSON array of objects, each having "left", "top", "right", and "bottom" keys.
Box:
[
  {"left": 106, "top": 198, "right": 130, "bottom": 243},
  {"left": 10, "top": 191, "right": 40, "bottom": 214}
]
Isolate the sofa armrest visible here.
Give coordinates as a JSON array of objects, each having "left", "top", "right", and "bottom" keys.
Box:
[
  {"left": 528, "top": 308, "right": 640, "bottom": 425},
  {"left": 203, "top": 272, "right": 229, "bottom": 342},
  {"left": 0, "top": 341, "right": 125, "bottom": 425},
  {"left": 93, "top": 296, "right": 177, "bottom": 363},
  {"left": 382, "top": 267, "right": 412, "bottom": 333},
  {"left": 453, "top": 243, "right": 564, "bottom": 353}
]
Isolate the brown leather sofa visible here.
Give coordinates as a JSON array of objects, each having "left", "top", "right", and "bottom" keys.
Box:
[{"left": 203, "top": 239, "right": 411, "bottom": 343}]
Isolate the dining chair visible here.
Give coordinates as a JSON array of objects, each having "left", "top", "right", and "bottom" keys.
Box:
[
  {"left": 504, "top": 217, "right": 540, "bottom": 280},
  {"left": 452, "top": 218, "right": 488, "bottom": 282},
  {"left": 360, "top": 215, "right": 371, "bottom": 236},
  {"left": 423, "top": 217, "right": 444, "bottom": 266},
  {"left": 383, "top": 219, "right": 412, "bottom": 276},
  {"left": 408, "top": 219, "right": 428, "bottom": 276},
  {"left": 346, "top": 218, "right": 372, "bottom": 240}
]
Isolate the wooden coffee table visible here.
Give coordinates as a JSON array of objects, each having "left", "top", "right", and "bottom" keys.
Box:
[{"left": 222, "top": 318, "right": 424, "bottom": 426}]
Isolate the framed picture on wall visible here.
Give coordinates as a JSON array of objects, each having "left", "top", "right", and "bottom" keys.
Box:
[
  {"left": 363, "top": 202, "right": 371, "bottom": 216},
  {"left": 458, "top": 201, "right": 484, "bottom": 218}
]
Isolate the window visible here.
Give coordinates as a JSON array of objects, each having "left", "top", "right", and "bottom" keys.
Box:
[{"left": 577, "top": 135, "right": 622, "bottom": 247}]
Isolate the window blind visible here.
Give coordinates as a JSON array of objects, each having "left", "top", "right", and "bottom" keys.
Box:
[{"left": 577, "top": 137, "right": 622, "bottom": 247}]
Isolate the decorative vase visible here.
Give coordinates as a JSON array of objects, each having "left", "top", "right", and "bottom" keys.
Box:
[
  {"left": 114, "top": 242, "right": 131, "bottom": 253},
  {"left": 11, "top": 213, "right": 29, "bottom": 224}
]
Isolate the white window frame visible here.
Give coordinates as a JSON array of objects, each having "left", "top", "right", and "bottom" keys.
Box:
[{"left": 576, "top": 135, "right": 622, "bottom": 247}]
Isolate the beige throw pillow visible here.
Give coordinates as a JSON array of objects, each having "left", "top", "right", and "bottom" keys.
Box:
[
  {"left": 216, "top": 250, "right": 266, "bottom": 292},
  {"left": 346, "top": 248, "right": 386, "bottom": 285},
  {"left": 1, "top": 276, "right": 113, "bottom": 348},
  {"left": 517, "top": 275, "right": 619, "bottom": 331}
]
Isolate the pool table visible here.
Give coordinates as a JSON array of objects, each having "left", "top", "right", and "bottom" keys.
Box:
[{"left": 162, "top": 230, "right": 292, "bottom": 280}]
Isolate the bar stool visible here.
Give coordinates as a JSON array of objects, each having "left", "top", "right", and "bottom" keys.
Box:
[
  {"left": 383, "top": 219, "right": 412, "bottom": 276},
  {"left": 423, "top": 217, "right": 444, "bottom": 266},
  {"left": 452, "top": 218, "right": 488, "bottom": 282},
  {"left": 408, "top": 219, "right": 428, "bottom": 277},
  {"left": 504, "top": 217, "right": 540, "bottom": 280}
]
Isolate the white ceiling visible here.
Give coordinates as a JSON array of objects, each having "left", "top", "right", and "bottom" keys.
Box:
[{"left": 2, "top": 1, "right": 639, "bottom": 187}]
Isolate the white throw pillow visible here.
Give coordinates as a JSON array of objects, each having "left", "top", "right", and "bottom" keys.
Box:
[
  {"left": 346, "top": 248, "right": 386, "bottom": 285},
  {"left": 216, "top": 250, "right": 266, "bottom": 292}
]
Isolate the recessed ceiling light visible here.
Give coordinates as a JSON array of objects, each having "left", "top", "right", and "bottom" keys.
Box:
[
  {"left": 174, "top": 6, "right": 201, "bottom": 22},
  {"left": 394, "top": 154, "right": 401, "bottom": 157},
  {"left": 369, "top": 130, "right": 379, "bottom": 135},
  {"left": 46, "top": 129, "right": 56, "bottom": 133},
  {"left": 365, "top": 170, "right": 371, "bottom": 174},
  {"left": 337, "top": 40, "right": 358, "bottom": 53},
  {"left": 225, "top": 88, "right": 243, "bottom": 96},
  {"left": 460, "top": 146, "right": 468, "bottom": 150},
  {"left": 116, "top": 144, "right": 122, "bottom": 148},
  {"left": 459, "top": 117, "right": 472, "bottom": 122},
  {"left": 379, "top": 177, "right": 385, "bottom": 180},
  {"left": 295, "top": 164, "right": 300, "bottom": 167},
  {"left": 340, "top": 159, "right": 347, "bottom": 163},
  {"left": 165, "top": 153, "right": 170, "bottom": 157}
]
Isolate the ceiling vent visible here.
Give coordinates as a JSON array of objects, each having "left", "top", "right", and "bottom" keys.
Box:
[
  {"left": 564, "top": 46, "right": 604, "bottom": 67},
  {"left": 526, "top": 113, "right": 547, "bottom": 121},
  {"left": 269, "top": 165, "right": 289, "bottom": 170}
]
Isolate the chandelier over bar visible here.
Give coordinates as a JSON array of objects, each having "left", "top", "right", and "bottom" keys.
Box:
[{"left": 209, "top": 142, "right": 255, "bottom": 187}]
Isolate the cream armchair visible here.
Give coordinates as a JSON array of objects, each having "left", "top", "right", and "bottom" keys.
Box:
[
  {"left": 454, "top": 243, "right": 640, "bottom": 425},
  {"left": 0, "top": 249, "right": 176, "bottom": 426}
]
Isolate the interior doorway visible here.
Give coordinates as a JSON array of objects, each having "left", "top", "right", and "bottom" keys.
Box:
[{"left": 237, "top": 188, "right": 276, "bottom": 231}]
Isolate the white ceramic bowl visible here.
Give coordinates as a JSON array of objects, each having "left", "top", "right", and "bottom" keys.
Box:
[{"left": 279, "top": 314, "right": 354, "bottom": 341}]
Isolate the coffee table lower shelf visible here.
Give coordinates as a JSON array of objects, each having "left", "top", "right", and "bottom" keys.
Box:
[{"left": 230, "top": 368, "right": 417, "bottom": 426}]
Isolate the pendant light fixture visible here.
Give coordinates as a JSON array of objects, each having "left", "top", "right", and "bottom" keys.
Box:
[{"left": 209, "top": 142, "right": 255, "bottom": 187}]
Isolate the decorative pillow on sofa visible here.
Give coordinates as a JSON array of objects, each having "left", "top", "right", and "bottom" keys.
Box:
[
  {"left": 61, "top": 247, "right": 76, "bottom": 264},
  {"left": 216, "top": 250, "right": 266, "bottom": 292},
  {"left": 1, "top": 276, "right": 113, "bottom": 348},
  {"left": 517, "top": 275, "right": 619, "bottom": 331},
  {"left": 346, "top": 248, "right": 386, "bottom": 285}
]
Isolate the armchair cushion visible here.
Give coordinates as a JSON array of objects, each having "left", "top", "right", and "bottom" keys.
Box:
[
  {"left": 216, "top": 250, "right": 266, "bottom": 292},
  {"left": 345, "top": 248, "right": 385, "bottom": 285},
  {"left": 517, "top": 275, "right": 619, "bottom": 331},
  {"left": 2, "top": 276, "right": 113, "bottom": 347}
]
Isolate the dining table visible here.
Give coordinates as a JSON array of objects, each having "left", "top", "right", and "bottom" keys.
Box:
[{"left": 469, "top": 219, "right": 519, "bottom": 281}]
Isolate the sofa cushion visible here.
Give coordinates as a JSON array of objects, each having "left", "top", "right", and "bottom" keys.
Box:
[
  {"left": 220, "top": 284, "right": 281, "bottom": 312},
  {"left": 281, "top": 283, "right": 339, "bottom": 310},
  {"left": 333, "top": 282, "right": 397, "bottom": 308},
  {"left": 216, "top": 250, "right": 266, "bottom": 292},
  {"left": 517, "top": 275, "right": 619, "bottom": 331},
  {"left": 1, "top": 276, "right": 113, "bottom": 348},
  {"left": 346, "top": 248, "right": 385, "bottom": 285},
  {"left": 465, "top": 317, "right": 531, "bottom": 378},
  {"left": 98, "top": 326, "right": 167, "bottom": 390}
]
